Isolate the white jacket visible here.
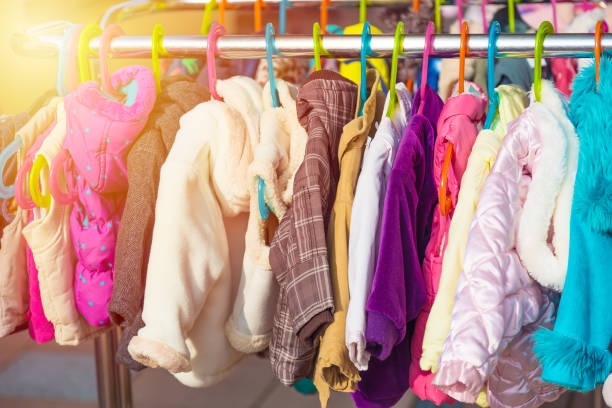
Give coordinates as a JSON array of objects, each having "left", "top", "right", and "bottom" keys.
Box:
[{"left": 128, "top": 76, "right": 263, "bottom": 387}]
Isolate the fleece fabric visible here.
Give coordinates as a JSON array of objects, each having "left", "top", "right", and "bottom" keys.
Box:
[
  {"left": 535, "top": 58, "right": 612, "bottom": 392},
  {"left": 420, "top": 85, "right": 528, "bottom": 373},
  {"left": 226, "top": 79, "right": 307, "bottom": 354},
  {"left": 128, "top": 76, "right": 263, "bottom": 388},
  {"left": 346, "top": 83, "right": 412, "bottom": 372},
  {"left": 0, "top": 96, "right": 61, "bottom": 338},
  {"left": 108, "top": 76, "right": 209, "bottom": 369}
]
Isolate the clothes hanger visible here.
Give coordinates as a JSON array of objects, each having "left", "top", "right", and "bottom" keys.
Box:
[
  {"left": 56, "top": 25, "right": 76, "bottom": 97},
  {"left": 279, "top": 0, "right": 292, "bottom": 34},
  {"left": 201, "top": 0, "right": 217, "bottom": 35},
  {"left": 435, "top": 0, "right": 443, "bottom": 33},
  {"left": 313, "top": 22, "right": 324, "bottom": 71},
  {"left": 152, "top": 23, "right": 168, "bottom": 94},
  {"left": 439, "top": 21, "right": 468, "bottom": 217},
  {"left": 320, "top": 0, "right": 329, "bottom": 34},
  {"left": 418, "top": 22, "right": 435, "bottom": 116},
  {"left": 481, "top": 0, "right": 488, "bottom": 33},
  {"left": 483, "top": 20, "right": 500, "bottom": 129},
  {"left": 207, "top": 23, "right": 226, "bottom": 101},
  {"left": 78, "top": 24, "right": 103, "bottom": 83},
  {"left": 534, "top": 21, "right": 554, "bottom": 102},
  {"left": 359, "top": 22, "right": 372, "bottom": 117},
  {"left": 360, "top": 0, "right": 367, "bottom": 24},
  {"left": 413, "top": 0, "right": 420, "bottom": 12},
  {"left": 257, "top": 22, "right": 281, "bottom": 220},
  {"left": 457, "top": 0, "right": 464, "bottom": 28},
  {"left": 508, "top": 0, "right": 515, "bottom": 33},
  {"left": 99, "top": 24, "right": 125, "bottom": 97},
  {"left": 386, "top": 22, "right": 404, "bottom": 118},
  {"left": 550, "top": 0, "right": 558, "bottom": 32},
  {"left": 595, "top": 20, "right": 604, "bottom": 89},
  {"left": 255, "top": 0, "right": 267, "bottom": 32}
]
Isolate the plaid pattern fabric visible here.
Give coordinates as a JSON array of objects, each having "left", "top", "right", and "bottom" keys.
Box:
[{"left": 269, "top": 70, "right": 358, "bottom": 386}]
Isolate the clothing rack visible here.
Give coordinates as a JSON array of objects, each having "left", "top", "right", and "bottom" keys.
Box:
[{"left": 12, "top": 32, "right": 612, "bottom": 59}]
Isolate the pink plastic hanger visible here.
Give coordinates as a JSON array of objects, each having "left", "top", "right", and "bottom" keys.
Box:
[
  {"left": 551, "top": 0, "right": 558, "bottom": 32},
  {"left": 481, "top": 0, "right": 488, "bottom": 33},
  {"left": 99, "top": 24, "right": 125, "bottom": 96},
  {"left": 207, "top": 23, "right": 226, "bottom": 101},
  {"left": 418, "top": 22, "right": 435, "bottom": 116},
  {"left": 457, "top": 0, "right": 464, "bottom": 27}
]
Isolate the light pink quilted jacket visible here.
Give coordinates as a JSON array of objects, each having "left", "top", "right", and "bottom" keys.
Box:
[
  {"left": 62, "top": 66, "right": 156, "bottom": 327},
  {"left": 433, "top": 83, "right": 570, "bottom": 408}
]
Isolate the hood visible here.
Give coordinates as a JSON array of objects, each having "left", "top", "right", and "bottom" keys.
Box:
[
  {"left": 517, "top": 80, "right": 577, "bottom": 291},
  {"left": 64, "top": 65, "right": 156, "bottom": 193},
  {"left": 569, "top": 56, "right": 612, "bottom": 234}
]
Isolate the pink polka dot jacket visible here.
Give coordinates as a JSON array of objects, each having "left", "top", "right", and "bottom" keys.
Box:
[{"left": 62, "top": 66, "right": 156, "bottom": 327}]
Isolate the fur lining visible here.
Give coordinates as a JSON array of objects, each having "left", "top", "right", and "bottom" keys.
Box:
[
  {"left": 569, "top": 57, "right": 612, "bottom": 234},
  {"left": 534, "top": 327, "right": 612, "bottom": 390},
  {"left": 517, "top": 82, "right": 568, "bottom": 291},
  {"left": 224, "top": 317, "right": 271, "bottom": 353},
  {"left": 128, "top": 335, "right": 191, "bottom": 373}
]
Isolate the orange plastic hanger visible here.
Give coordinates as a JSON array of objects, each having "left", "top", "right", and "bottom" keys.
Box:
[
  {"left": 320, "top": 0, "right": 329, "bottom": 34},
  {"left": 413, "top": 0, "right": 420, "bottom": 12},
  {"left": 254, "top": 0, "right": 268, "bottom": 32},
  {"left": 595, "top": 20, "right": 604, "bottom": 87},
  {"left": 439, "top": 21, "right": 469, "bottom": 217}
]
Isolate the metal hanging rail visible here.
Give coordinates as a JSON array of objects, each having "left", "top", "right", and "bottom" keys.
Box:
[{"left": 11, "top": 32, "right": 611, "bottom": 59}]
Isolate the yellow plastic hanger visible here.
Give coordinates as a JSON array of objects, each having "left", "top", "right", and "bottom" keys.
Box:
[
  {"left": 78, "top": 24, "right": 102, "bottom": 83},
  {"left": 152, "top": 24, "right": 168, "bottom": 94},
  {"left": 386, "top": 22, "right": 404, "bottom": 118},
  {"left": 534, "top": 21, "right": 554, "bottom": 102}
]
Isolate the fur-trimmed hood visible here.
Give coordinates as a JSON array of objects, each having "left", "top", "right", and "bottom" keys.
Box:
[{"left": 517, "top": 80, "right": 579, "bottom": 291}]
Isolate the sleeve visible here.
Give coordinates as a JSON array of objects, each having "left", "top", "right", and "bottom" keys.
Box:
[
  {"left": 129, "top": 143, "right": 229, "bottom": 374},
  {"left": 365, "top": 158, "right": 425, "bottom": 361},
  {"left": 109, "top": 130, "right": 165, "bottom": 327}
]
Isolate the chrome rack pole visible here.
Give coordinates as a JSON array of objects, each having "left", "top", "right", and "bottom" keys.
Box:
[
  {"left": 11, "top": 32, "right": 612, "bottom": 59},
  {"left": 94, "top": 330, "right": 119, "bottom": 408}
]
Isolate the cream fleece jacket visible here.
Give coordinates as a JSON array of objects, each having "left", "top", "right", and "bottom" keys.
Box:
[
  {"left": 225, "top": 79, "right": 307, "bottom": 353},
  {"left": 128, "top": 76, "right": 263, "bottom": 388},
  {"left": 0, "top": 97, "right": 61, "bottom": 337},
  {"left": 22, "top": 102, "right": 101, "bottom": 345}
]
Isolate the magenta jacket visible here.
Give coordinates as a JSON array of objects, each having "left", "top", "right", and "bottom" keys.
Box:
[
  {"left": 62, "top": 66, "right": 156, "bottom": 327},
  {"left": 409, "top": 83, "right": 488, "bottom": 405}
]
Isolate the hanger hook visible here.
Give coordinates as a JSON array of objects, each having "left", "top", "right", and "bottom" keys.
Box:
[
  {"left": 387, "top": 22, "right": 404, "bottom": 118},
  {"left": 481, "top": 0, "right": 488, "bottom": 33},
  {"left": 219, "top": 0, "right": 227, "bottom": 26},
  {"left": 457, "top": 0, "right": 463, "bottom": 27},
  {"left": 255, "top": 0, "right": 267, "bottom": 32},
  {"left": 152, "top": 23, "right": 168, "bottom": 94},
  {"left": 359, "top": 21, "right": 372, "bottom": 116},
  {"left": 56, "top": 25, "right": 76, "bottom": 97},
  {"left": 279, "top": 0, "right": 292, "bottom": 34},
  {"left": 265, "top": 23, "right": 280, "bottom": 108},
  {"left": 595, "top": 20, "right": 605, "bottom": 88},
  {"left": 202, "top": 0, "right": 218, "bottom": 35},
  {"left": 550, "top": 0, "right": 558, "bottom": 32},
  {"left": 29, "top": 155, "right": 51, "bottom": 209},
  {"left": 78, "top": 24, "right": 102, "bottom": 83},
  {"left": 320, "top": 0, "right": 329, "bottom": 34},
  {"left": 459, "top": 21, "right": 469, "bottom": 94},
  {"left": 413, "top": 0, "right": 420, "bottom": 12},
  {"left": 418, "top": 21, "right": 435, "bottom": 116},
  {"left": 435, "top": 0, "right": 443, "bottom": 34},
  {"left": 360, "top": 0, "right": 367, "bottom": 24},
  {"left": 313, "top": 22, "right": 323, "bottom": 71},
  {"left": 99, "top": 24, "right": 125, "bottom": 96},
  {"left": 534, "top": 21, "right": 554, "bottom": 102},
  {"left": 484, "top": 20, "right": 500, "bottom": 129},
  {"left": 207, "top": 23, "right": 226, "bottom": 101}
]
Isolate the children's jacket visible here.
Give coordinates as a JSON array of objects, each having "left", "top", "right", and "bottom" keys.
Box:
[
  {"left": 128, "top": 76, "right": 263, "bottom": 388},
  {"left": 420, "top": 85, "right": 528, "bottom": 373},
  {"left": 351, "top": 85, "right": 443, "bottom": 408},
  {"left": 23, "top": 102, "right": 100, "bottom": 345},
  {"left": 0, "top": 97, "right": 61, "bottom": 338},
  {"left": 226, "top": 79, "right": 307, "bottom": 354},
  {"left": 108, "top": 76, "right": 209, "bottom": 370},
  {"left": 409, "top": 81, "right": 487, "bottom": 405},
  {"left": 434, "top": 81, "right": 572, "bottom": 407},
  {"left": 268, "top": 70, "right": 358, "bottom": 386},
  {"left": 63, "top": 66, "right": 156, "bottom": 327},
  {"left": 346, "top": 83, "right": 412, "bottom": 372},
  {"left": 313, "top": 70, "right": 386, "bottom": 408},
  {"left": 534, "top": 58, "right": 612, "bottom": 393}
]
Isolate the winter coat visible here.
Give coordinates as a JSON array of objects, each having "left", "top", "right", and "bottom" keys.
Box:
[
  {"left": 420, "top": 85, "right": 528, "bottom": 373},
  {"left": 62, "top": 66, "right": 156, "bottom": 327},
  {"left": 128, "top": 76, "right": 263, "bottom": 388},
  {"left": 535, "top": 57, "right": 612, "bottom": 393},
  {"left": 434, "top": 81, "right": 573, "bottom": 407},
  {"left": 0, "top": 97, "right": 61, "bottom": 338},
  {"left": 226, "top": 79, "right": 307, "bottom": 353}
]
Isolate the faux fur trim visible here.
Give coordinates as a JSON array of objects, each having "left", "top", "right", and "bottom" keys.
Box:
[
  {"left": 517, "top": 87, "right": 567, "bottom": 291},
  {"left": 534, "top": 327, "right": 612, "bottom": 390},
  {"left": 76, "top": 65, "right": 156, "bottom": 122},
  {"left": 569, "top": 57, "right": 612, "bottom": 234},
  {"left": 224, "top": 317, "right": 271, "bottom": 353},
  {"left": 128, "top": 335, "right": 191, "bottom": 373}
]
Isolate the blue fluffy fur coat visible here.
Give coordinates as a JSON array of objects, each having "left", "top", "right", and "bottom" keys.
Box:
[{"left": 534, "top": 57, "right": 612, "bottom": 391}]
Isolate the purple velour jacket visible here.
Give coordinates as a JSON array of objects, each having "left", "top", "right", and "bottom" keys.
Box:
[{"left": 352, "top": 85, "right": 444, "bottom": 408}]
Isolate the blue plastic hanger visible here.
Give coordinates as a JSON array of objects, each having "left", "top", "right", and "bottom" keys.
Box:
[
  {"left": 359, "top": 22, "right": 372, "bottom": 117},
  {"left": 279, "top": 0, "right": 292, "bottom": 34},
  {"left": 484, "top": 20, "right": 501, "bottom": 130},
  {"left": 56, "top": 25, "right": 76, "bottom": 97}
]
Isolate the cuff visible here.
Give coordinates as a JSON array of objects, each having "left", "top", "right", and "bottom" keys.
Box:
[
  {"left": 297, "top": 309, "right": 333, "bottom": 347},
  {"left": 365, "top": 311, "right": 399, "bottom": 361},
  {"left": 128, "top": 335, "right": 191, "bottom": 373}
]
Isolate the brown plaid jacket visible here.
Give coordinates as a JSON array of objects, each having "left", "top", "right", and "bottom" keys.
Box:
[{"left": 269, "top": 70, "right": 358, "bottom": 386}]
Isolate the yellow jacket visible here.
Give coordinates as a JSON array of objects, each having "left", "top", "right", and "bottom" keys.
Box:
[{"left": 339, "top": 23, "right": 389, "bottom": 92}]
